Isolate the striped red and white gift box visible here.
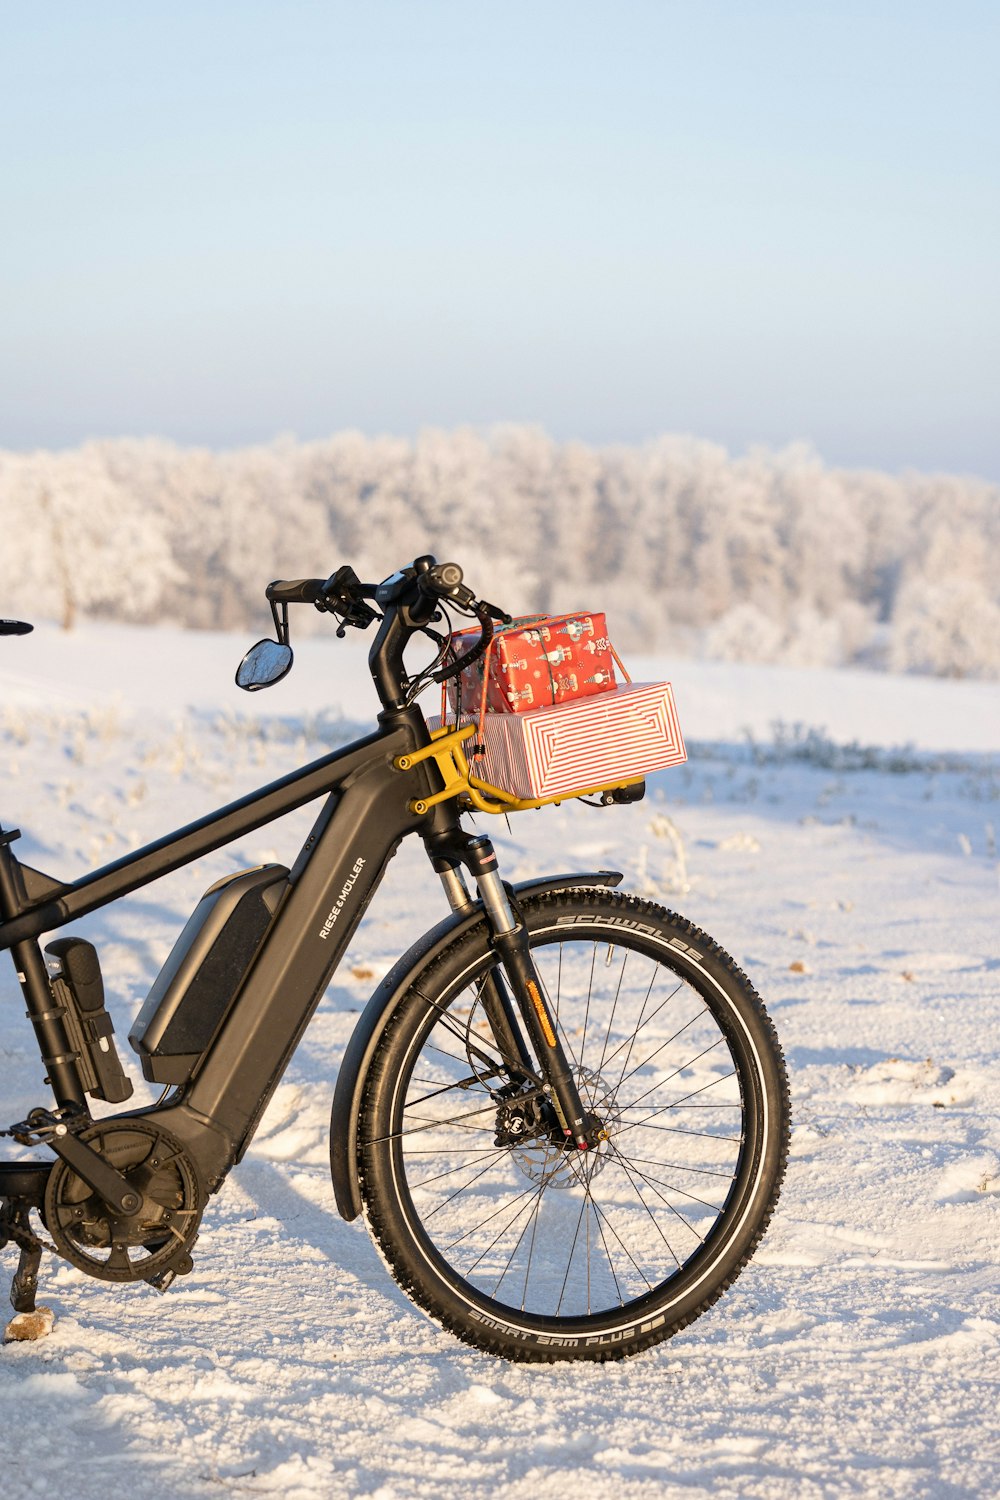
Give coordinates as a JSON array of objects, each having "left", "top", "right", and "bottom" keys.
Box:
[{"left": 429, "top": 681, "right": 686, "bottom": 800}]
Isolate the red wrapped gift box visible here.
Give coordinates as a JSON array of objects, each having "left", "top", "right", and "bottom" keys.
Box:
[
  {"left": 448, "top": 612, "right": 617, "bottom": 715},
  {"left": 430, "top": 681, "right": 687, "bottom": 800}
]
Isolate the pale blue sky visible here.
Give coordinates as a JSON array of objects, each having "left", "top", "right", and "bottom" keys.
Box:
[{"left": 1, "top": 1, "right": 997, "bottom": 475}]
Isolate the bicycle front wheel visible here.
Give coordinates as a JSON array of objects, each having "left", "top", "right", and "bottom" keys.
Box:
[{"left": 356, "top": 889, "right": 789, "bottom": 1362}]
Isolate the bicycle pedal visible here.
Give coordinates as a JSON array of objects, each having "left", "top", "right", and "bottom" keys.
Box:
[
  {"left": 3, "top": 1306, "right": 55, "bottom": 1343},
  {"left": 147, "top": 1249, "right": 194, "bottom": 1293}
]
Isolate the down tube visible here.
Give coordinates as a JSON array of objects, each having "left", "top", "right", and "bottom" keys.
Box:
[{"left": 142, "top": 756, "right": 425, "bottom": 1190}]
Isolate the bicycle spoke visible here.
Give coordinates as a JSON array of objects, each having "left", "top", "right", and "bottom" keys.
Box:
[
  {"left": 621, "top": 1059, "right": 737, "bottom": 1119},
  {"left": 367, "top": 1102, "right": 499, "bottom": 1146},
  {"left": 419, "top": 989, "right": 543, "bottom": 1089},
  {"left": 447, "top": 1174, "right": 551, "bottom": 1257},
  {"left": 610, "top": 1008, "right": 713, "bottom": 1100},
  {"left": 397, "top": 1142, "right": 497, "bottom": 1155},
  {"left": 616, "top": 1101, "right": 744, "bottom": 1109},
  {"left": 609, "top": 1145, "right": 726, "bottom": 1214},
  {"left": 463, "top": 1183, "right": 549, "bottom": 1275},
  {"left": 586, "top": 1179, "right": 592, "bottom": 1314},
  {"left": 457, "top": 1154, "right": 570, "bottom": 1265},
  {"left": 543, "top": 942, "right": 583, "bottom": 1071},
  {"left": 605, "top": 976, "right": 684, "bottom": 1083},
  {"left": 576, "top": 942, "right": 598, "bottom": 1072},
  {"left": 576, "top": 1180, "right": 656, "bottom": 1291},
  {"left": 555, "top": 944, "right": 563, "bottom": 1028},
  {"left": 491, "top": 1181, "right": 545, "bottom": 1306},
  {"left": 424, "top": 1034, "right": 507, "bottom": 1080},
  {"left": 461, "top": 1214, "right": 535, "bottom": 1273},
  {"left": 608, "top": 1146, "right": 709, "bottom": 1245},
  {"left": 596, "top": 948, "right": 629, "bottom": 1074},
  {"left": 615, "top": 1071, "right": 741, "bottom": 1137},
  {"left": 422, "top": 1154, "right": 510, "bottom": 1221},
  {"left": 406, "top": 1072, "right": 493, "bottom": 1107},
  {"left": 408, "top": 1149, "right": 504, "bottom": 1190},
  {"left": 619, "top": 1119, "right": 742, "bottom": 1144},
  {"left": 615, "top": 1152, "right": 736, "bottom": 1181},
  {"left": 488, "top": 1200, "right": 537, "bottom": 1299},
  {"left": 607, "top": 1151, "right": 684, "bottom": 1265},
  {"left": 555, "top": 1193, "right": 589, "bottom": 1314},
  {"left": 588, "top": 1185, "right": 625, "bottom": 1307}
]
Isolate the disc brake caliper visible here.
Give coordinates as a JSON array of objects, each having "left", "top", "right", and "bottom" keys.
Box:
[{"left": 493, "top": 1083, "right": 564, "bottom": 1150}]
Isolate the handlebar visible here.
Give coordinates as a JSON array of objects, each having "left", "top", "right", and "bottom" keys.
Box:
[{"left": 262, "top": 556, "right": 511, "bottom": 712}]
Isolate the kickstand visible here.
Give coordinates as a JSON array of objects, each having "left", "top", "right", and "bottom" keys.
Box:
[
  {"left": 11, "top": 1238, "right": 42, "bottom": 1314},
  {"left": 3, "top": 1205, "right": 54, "bottom": 1343}
]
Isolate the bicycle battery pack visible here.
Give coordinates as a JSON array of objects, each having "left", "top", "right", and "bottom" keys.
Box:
[
  {"left": 129, "top": 864, "right": 290, "bottom": 1086},
  {"left": 44, "top": 937, "right": 135, "bottom": 1104}
]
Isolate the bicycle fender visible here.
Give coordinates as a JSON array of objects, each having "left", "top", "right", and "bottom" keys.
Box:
[{"left": 329, "top": 869, "right": 623, "bottom": 1221}]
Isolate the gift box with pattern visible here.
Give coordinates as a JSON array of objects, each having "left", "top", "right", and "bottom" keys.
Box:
[
  {"left": 431, "top": 681, "right": 686, "bottom": 800},
  {"left": 447, "top": 612, "right": 617, "bottom": 715}
]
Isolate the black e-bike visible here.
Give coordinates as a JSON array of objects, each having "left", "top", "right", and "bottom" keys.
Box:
[{"left": 0, "top": 558, "right": 789, "bottom": 1362}]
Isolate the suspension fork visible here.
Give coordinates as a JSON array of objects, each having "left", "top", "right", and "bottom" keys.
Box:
[
  {"left": 457, "top": 837, "right": 593, "bottom": 1150},
  {"left": 435, "top": 860, "right": 534, "bottom": 1083}
]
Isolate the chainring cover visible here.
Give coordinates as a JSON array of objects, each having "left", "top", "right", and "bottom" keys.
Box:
[{"left": 43, "top": 1118, "right": 201, "bottom": 1283}]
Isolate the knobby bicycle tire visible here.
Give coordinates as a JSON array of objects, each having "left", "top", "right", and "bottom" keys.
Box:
[{"left": 355, "top": 889, "right": 789, "bottom": 1362}]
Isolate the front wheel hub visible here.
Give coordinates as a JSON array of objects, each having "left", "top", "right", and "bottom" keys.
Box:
[{"left": 495, "top": 1067, "right": 620, "bottom": 1187}]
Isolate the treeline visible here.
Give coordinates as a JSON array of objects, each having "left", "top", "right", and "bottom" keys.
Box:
[{"left": 1, "top": 427, "right": 998, "bottom": 677}]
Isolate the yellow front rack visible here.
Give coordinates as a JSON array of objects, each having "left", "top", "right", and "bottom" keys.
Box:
[{"left": 394, "top": 724, "right": 644, "bottom": 816}]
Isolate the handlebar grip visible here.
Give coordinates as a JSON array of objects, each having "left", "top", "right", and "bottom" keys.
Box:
[{"left": 265, "top": 578, "right": 326, "bottom": 605}]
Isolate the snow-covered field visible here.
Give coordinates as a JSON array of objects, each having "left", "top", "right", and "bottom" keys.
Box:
[{"left": 1, "top": 622, "right": 998, "bottom": 1499}]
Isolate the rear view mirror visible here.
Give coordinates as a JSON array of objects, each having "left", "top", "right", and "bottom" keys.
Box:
[{"left": 236, "top": 639, "right": 293, "bottom": 692}]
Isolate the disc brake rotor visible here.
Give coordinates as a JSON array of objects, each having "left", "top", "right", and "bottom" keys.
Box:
[{"left": 503, "top": 1067, "right": 622, "bottom": 1188}]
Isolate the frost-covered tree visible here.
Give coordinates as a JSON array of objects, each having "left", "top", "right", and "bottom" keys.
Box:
[
  {"left": 705, "top": 603, "right": 784, "bottom": 664},
  {"left": 2, "top": 427, "right": 998, "bottom": 677},
  {"left": 890, "top": 576, "right": 1000, "bottom": 678},
  {"left": 0, "top": 445, "right": 179, "bottom": 628}
]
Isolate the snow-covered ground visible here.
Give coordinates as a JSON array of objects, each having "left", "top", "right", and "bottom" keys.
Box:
[{"left": 1, "top": 622, "right": 998, "bottom": 1499}]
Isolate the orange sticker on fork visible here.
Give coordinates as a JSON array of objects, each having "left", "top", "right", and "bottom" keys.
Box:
[{"left": 527, "top": 980, "right": 557, "bottom": 1048}]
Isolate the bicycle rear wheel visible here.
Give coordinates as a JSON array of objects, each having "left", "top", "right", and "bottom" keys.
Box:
[{"left": 356, "top": 889, "right": 789, "bottom": 1362}]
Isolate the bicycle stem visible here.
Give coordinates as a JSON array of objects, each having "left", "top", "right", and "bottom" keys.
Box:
[{"left": 467, "top": 840, "right": 592, "bottom": 1149}]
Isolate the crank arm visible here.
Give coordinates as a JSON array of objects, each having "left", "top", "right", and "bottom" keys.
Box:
[{"left": 47, "top": 1129, "right": 142, "bottom": 1216}]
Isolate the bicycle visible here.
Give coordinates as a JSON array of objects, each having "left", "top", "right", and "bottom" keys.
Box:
[{"left": 0, "top": 557, "right": 789, "bottom": 1362}]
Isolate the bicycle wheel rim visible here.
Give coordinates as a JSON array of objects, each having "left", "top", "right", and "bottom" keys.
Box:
[{"left": 378, "top": 912, "right": 773, "bottom": 1337}]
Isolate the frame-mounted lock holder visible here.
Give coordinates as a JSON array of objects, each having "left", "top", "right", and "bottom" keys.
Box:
[{"left": 44, "top": 937, "right": 134, "bottom": 1105}]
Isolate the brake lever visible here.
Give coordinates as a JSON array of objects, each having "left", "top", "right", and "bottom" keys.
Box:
[
  {"left": 320, "top": 565, "right": 381, "bottom": 633},
  {"left": 330, "top": 601, "right": 382, "bottom": 638}
]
